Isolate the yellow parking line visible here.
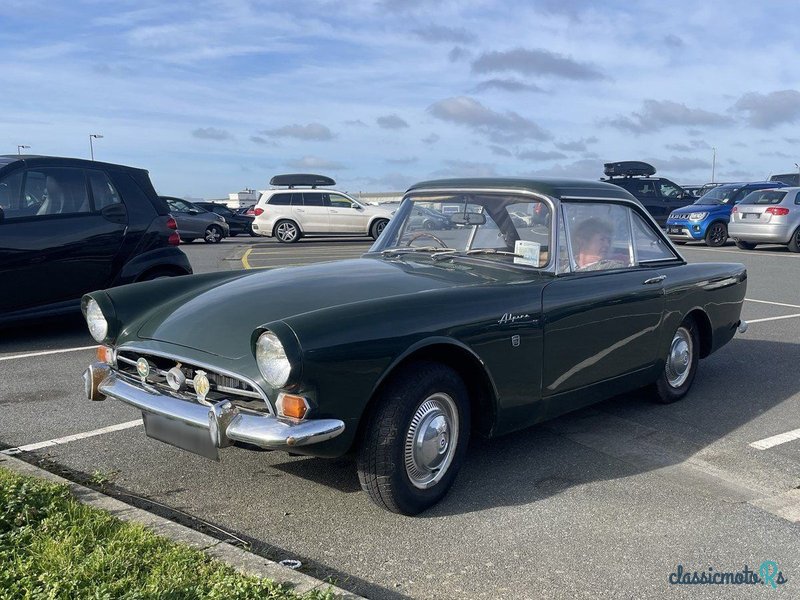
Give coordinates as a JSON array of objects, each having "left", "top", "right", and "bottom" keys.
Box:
[{"left": 241, "top": 248, "right": 253, "bottom": 270}]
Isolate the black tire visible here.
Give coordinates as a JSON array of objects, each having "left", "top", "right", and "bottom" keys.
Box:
[
  {"left": 274, "top": 220, "right": 300, "bottom": 243},
  {"left": 653, "top": 317, "right": 700, "bottom": 404},
  {"left": 704, "top": 222, "right": 727, "bottom": 247},
  {"left": 672, "top": 241, "right": 687, "bottom": 245},
  {"left": 370, "top": 218, "right": 389, "bottom": 240},
  {"left": 181, "top": 238, "right": 195, "bottom": 243},
  {"left": 357, "top": 361, "right": 471, "bottom": 515},
  {"left": 788, "top": 227, "right": 800, "bottom": 253},
  {"left": 735, "top": 240, "right": 757, "bottom": 250},
  {"left": 203, "top": 225, "right": 224, "bottom": 244}
]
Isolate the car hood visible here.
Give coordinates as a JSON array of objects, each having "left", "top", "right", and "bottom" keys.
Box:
[
  {"left": 672, "top": 204, "right": 728, "bottom": 215},
  {"left": 137, "top": 256, "right": 538, "bottom": 358}
]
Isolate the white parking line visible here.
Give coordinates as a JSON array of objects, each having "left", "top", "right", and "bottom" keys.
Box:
[
  {"left": 1, "top": 420, "right": 143, "bottom": 455},
  {"left": 746, "top": 298, "right": 800, "bottom": 310},
  {"left": 750, "top": 428, "right": 800, "bottom": 450},
  {"left": 746, "top": 314, "right": 800, "bottom": 324},
  {"left": 684, "top": 247, "right": 800, "bottom": 258},
  {"left": 0, "top": 345, "right": 98, "bottom": 362}
]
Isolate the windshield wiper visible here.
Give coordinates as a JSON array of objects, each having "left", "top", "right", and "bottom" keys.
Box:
[
  {"left": 381, "top": 246, "right": 449, "bottom": 256},
  {"left": 430, "top": 248, "right": 526, "bottom": 261}
]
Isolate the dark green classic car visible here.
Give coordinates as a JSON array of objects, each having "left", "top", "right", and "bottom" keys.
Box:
[{"left": 82, "top": 178, "right": 748, "bottom": 515}]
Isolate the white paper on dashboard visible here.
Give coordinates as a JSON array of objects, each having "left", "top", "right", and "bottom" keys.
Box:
[{"left": 514, "top": 240, "right": 540, "bottom": 266}]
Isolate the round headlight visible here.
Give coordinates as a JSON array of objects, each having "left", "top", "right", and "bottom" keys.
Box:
[
  {"left": 256, "top": 331, "right": 291, "bottom": 388},
  {"left": 85, "top": 299, "right": 108, "bottom": 342}
]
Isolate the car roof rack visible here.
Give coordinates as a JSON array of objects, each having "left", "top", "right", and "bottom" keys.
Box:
[
  {"left": 603, "top": 161, "right": 656, "bottom": 178},
  {"left": 269, "top": 173, "right": 336, "bottom": 188}
]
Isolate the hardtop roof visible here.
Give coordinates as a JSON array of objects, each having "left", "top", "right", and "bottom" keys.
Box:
[{"left": 406, "top": 177, "right": 636, "bottom": 201}]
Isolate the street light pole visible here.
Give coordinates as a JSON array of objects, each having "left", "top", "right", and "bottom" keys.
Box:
[
  {"left": 711, "top": 147, "right": 716, "bottom": 183},
  {"left": 89, "top": 134, "right": 103, "bottom": 160},
  {"left": 17, "top": 145, "right": 30, "bottom": 155},
  {"left": 795, "top": 163, "right": 799, "bottom": 187}
]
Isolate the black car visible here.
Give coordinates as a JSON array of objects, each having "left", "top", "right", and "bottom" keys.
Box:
[
  {"left": 601, "top": 161, "right": 693, "bottom": 226},
  {"left": 0, "top": 155, "right": 192, "bottom": 324},
  {"left": 195, "top": 202, "right": 256, "bottom": 236}
]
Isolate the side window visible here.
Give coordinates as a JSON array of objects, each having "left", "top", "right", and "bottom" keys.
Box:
[
  {"left": 23, "top": 168, "right": 90, "bottom": 217},
  {"left": 87, "top": 170, "right": 121, "bottom": 210},
  {"left": 329, "top": 194, "right": 354, "bottom": 208},
  {"left": 659, "top": 180, "right": 681, "bottom": 199},
  {"left": 631, "top": 211, "right": 677, "bottom": 262},
  {"left": 0, "top": 171, "right": 24, "bottom": 218},
  {"left": 167, "top": 198, "right": 190, "bottom": 213},
  {"left": 636, "top": 181, "right": 657, "bottom": 197},
  {"left": 563, "top": 203, "right": 634, "bottom": 271},
  {"left": 302, "top": 192, "right": 326, "bottom": 207},
  {"left": 795, "top": 191, "right": 800, "bottom": 206},
  {"left": 268, "top": 193, "right": 292, "bottom": 206}
]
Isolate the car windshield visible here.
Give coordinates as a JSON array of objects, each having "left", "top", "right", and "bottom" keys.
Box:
[
  {"left": 371, "top": 192, "right": 552, "bottom": 268},
  {"left": 739, "top": 190, "right": 787, "bottom": 205},
  {"left": 694, "top": 185, "right": 740, "bottom": 205}
]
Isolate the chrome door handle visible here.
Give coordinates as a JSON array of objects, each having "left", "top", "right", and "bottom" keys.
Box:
[{"left": 643, "top": 275, "right": 666, "bottom": 285}]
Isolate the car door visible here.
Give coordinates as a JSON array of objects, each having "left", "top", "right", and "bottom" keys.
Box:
[
  {"left": 293, "top": 192, "right": 330, "bottom": 232},
  {"left": 0, "top": 166, "right": 127, "bottom": 313},
  {"left": 326, "top": 193, "right": 368, "bottom": 233},
  {"left": 541, "top": 203, "right": 669, "bottom": 412}
]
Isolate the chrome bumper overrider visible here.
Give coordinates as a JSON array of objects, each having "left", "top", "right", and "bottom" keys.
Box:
[{"left": 84, "top": 363, "right": 345, "bottom": 453}]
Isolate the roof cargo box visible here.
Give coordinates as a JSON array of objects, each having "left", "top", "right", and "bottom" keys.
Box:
[
  {"left": 269, "top": 173, "right": 336, "bottom": 188},
  {"left": 603, "top": 161, "right": 656, "bottom": 178}
]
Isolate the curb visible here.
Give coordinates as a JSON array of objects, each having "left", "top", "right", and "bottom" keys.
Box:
[{"left": 0, "top": 453, "right": 365, "bottom": 600}]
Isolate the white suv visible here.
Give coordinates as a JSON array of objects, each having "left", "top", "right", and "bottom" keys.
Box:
[{"left": 251, "top": 184, "right": 394, "bottom": 243}]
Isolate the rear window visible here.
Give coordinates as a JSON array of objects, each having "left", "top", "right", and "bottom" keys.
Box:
[{"left": 739, "top": 190, "right": 788, "bottom": 205}]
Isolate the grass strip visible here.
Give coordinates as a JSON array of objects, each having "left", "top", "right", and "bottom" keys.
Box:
[{"left": 0, "top": 466, "right": 335, "bottom": 600}]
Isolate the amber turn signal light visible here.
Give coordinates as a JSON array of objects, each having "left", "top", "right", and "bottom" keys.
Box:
[
  {"left": 96, "top": 345, "right": 114, "bottom": 364},
  {"left": 278, "top": 394, "right": 309, "bottom": 420}
]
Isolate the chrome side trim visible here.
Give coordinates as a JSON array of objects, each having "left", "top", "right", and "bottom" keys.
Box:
[
  {"left": 94, "top": 368, "right": 344, "bottom": 450},
  {"left": 117, "top": 345, "right": 273, "bottom": 414}
]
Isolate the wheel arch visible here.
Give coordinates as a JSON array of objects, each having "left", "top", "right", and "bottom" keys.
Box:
[
  {"left": 272, "top": 218, "right": 305, "bottom": 236},
  {"left": 686, "top": 308, "right": 713, "bottom": 358},
  {"left": 353, "top": 339, "right": 499, "bottom": 450}
]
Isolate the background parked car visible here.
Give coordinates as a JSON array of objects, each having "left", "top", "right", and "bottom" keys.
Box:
[
  {"left": 729, "top": 187, "right": 800, "bottom": 252},
  {"left": 251, "top": 174, "right": 393, "bottom": 243},
  {"left": 0, "top": 155, "right": 191, "bottom": 324},
  {"left": 601, "top": 161, "right": 693, "bottom": 226},
  {"left": 666, "top": 181, "right": 786, "bottom": 246},
  {"left": 161, "top": 196, "right": 230, "bottom": 243},
  {"left": 195, "top": 202, "right": 255, "bottom": 236}
]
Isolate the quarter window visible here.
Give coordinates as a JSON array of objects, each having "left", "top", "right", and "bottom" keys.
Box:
[
  {"left": 631, "top": 211, "right": 676, "bottom": 262},
  {"left": 268, "top": 193, "right": 292, "bottom": 205},
  {"left": 87, "top": 170, "right": 121, "bottom": 210}
]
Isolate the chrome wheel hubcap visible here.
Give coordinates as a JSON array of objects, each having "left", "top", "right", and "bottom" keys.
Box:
[
  {"left": 205, "top": 228, "right": 220, "bottom": 242},
  {"left": 404, "top": 393, "right": 459, "bottom": 489},
  {"left": 666, "top": 326, "right": 693, "bottom": 388}
]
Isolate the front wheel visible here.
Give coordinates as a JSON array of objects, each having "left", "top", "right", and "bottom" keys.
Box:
[
  {"left": 357, "top": 361, "right": 470, "bottom": 515},
  {"left": 653, "top": 317, "right": 699, "bottom": 404},
  {"left": 204, "top": 225, "right": 223, "bottom": 243},
  {"left": 735, "top": 240, "right": 757, "bottom": 250},
  {"left": 704, "top": 222, "right": 727, "bottom": 247},
  {"left": 370, "top": 218, "right": 389, "bottom": 240}
]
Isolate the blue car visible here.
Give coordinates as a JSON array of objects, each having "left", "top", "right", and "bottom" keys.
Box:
[{"left": 666, "top": 181, "right": 786, "bottom": 246}]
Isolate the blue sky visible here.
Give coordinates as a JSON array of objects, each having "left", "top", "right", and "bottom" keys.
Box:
[{"left": 2, "top": 0, "right": 800, "bottom": 198}]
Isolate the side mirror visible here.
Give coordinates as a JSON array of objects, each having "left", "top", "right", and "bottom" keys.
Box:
[
  {"left": 353, "top": 204, "right": 363, "bottom": 210},
  {"left": 188, "top": 208, "right": 199, "bottom": 215}
]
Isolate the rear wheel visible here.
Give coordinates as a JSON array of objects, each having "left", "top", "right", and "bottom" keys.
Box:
[
  {"left": 704, "top": 222, "right": 727, "bottom": 247},
  {"left": 370, "top": 218, "right": 389, "bottom": 240},
  {"left": 274, "top": 220, "right": 300, "bottom": 243},
  {"left": 735, "top": 240, "right": 757, "bottom": 250},
  {"left": 653, "top": 317, "right": 699, "bottom": 404},
  {"left": 204, "top": 225, "right": 223, "bottom": 243},
  {"left": 357, "top": 361, "right": 470, "bottom": 515},
  {"left": 788, "top": 227, "right": 800, "bottom": 253}
]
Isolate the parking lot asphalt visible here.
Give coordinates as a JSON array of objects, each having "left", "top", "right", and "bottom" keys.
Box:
[{"left": 1, "top": 236, "right": 798, "bottom": 599}]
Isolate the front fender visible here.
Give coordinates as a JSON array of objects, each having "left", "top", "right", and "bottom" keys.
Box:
[{"left": 112, "top": 247, "right": 192, "bottom": 285}]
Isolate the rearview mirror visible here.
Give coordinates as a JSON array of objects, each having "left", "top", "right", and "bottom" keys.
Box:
[{"left": 450, "top": 211, "right": 486, "bottom": 226}]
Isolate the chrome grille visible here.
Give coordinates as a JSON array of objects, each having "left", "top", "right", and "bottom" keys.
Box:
[{"left": 116, "top": 350, "right": 272, "bottom": 414}]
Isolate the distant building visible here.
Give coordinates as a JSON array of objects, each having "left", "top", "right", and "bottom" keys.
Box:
[{"left": 355, "top": 191, "right": 404, "bottom": 205}]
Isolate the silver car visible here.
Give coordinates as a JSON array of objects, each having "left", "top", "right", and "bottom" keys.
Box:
[
  {"left": 729, "top": 187, "right": 800, "bottom": 251},
  {"left": 161, "top": 196, "right": 230, "bottom": 243}
]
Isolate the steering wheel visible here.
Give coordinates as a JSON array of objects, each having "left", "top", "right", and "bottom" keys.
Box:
[{"left": 406, "top": 232, "right": 448, "bottom": 248}]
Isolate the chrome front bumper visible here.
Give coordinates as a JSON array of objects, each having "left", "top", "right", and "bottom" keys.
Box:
[{"left": 84, "top": 363, "right": 345, "bottom": 459}]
